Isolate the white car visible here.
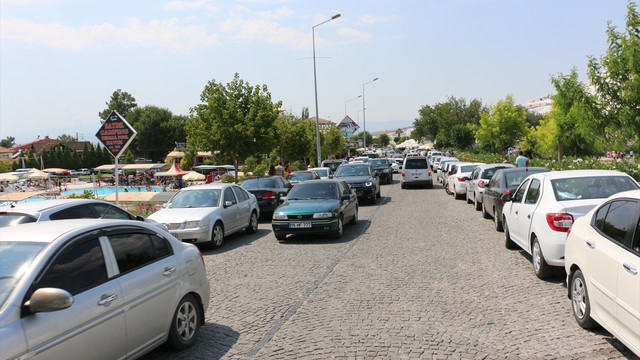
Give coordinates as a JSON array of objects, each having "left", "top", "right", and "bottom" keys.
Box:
[
  {"left": 308, "top": 167, "right": 331, "bottom": 179},
  {"left": 386, "top": 158, "right": 399, "bottom": 173},
  {"left": 502, "top": 170, "right": 640, "bottom": 279},
  {"left": 564, "top": 189, "right": 640, "bottom": 357},
  {"left": 446, "top": 162, "right": 484, "bottom": 199},
  {"left": 0, "top": 219, "right": 210, "bottom": 360},
  {"left": 436, "top": 157, "right": 459, "bottom": 183},
  {"left": 148, "top": 183, "right": 259, "bottom": 249}
]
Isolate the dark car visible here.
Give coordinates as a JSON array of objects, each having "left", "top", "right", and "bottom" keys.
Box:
[
  {"left": 272, "top": 179, "right": 358, "bottom": 241},
  {"left": 333, "top": 163, "right": 380, "bottom": 204},
  {"left": 240, "top": 176, "right": 291, "bottom": 217},
  {"left": 369, "top": 158, "right": 393, "bottom": 184},
  {"left": 481, "top": 167, "right": 549, "bottom": 231},
  {"left": 286, "top": 171, "right": 321, "bottom": 186}
]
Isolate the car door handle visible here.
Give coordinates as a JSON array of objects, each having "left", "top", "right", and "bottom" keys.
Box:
[
  {"left": 527, "top": 214, "right": 531, "bottom": 219},
  {"left": 515, "top": 211, "right": 518, "bottom": 215},
  {"left": 98, "top": 294, "right": 118, "bottom": 306},
  {"left": 623, "top": 263, "right": 638, "bottom": 275},
  {"left": 586, "top": 241, "right": 595, "bottom": 249},
  {"left": 163, "top": 267, "right": 177, "bottom": 276}
]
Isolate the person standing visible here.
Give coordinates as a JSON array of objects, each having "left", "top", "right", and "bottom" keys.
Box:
[
  {"left": 275, "top": 162, "right": 285, "bottom": 177},
  {"left": 515, "top": 151, "right": 529, "bottom": 168},
  {"left": 268, "top": 164, "right": 276, "bottom": 176}
]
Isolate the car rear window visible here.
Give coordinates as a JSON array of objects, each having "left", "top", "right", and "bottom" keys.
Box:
[
  {"left": 404, "top": 158, "right": 429, "bottom": 169},
  {"left": 0, "top": 213, "right": 37, "bottom": 227},
  {"left": 242, "top": 178, "right": 278, "bottom": 189},
  {"left": 551, "top": 175, "right": 639, "bottom": 201},
  {"left": 460, "top": 165, "right": 478, "bottom": 172}
]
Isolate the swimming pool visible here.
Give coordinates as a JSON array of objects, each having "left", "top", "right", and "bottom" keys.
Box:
[{"left": 9, "top": 185, "right": 162, "bottom": 203}]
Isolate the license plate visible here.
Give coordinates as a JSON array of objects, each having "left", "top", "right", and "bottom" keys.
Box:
[{"left": 289, "top": 222, "right": 311, "bottom": 228}]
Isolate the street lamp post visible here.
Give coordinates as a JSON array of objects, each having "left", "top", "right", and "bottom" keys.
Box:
[
  {"left": 344, "top": 95, "right": 362, "bottom": 116},
  {"left": 312, "top": 13, "right": 341, "bottom": 166},
  {"left": 362, "top": 77, "right": 378, "bottom": 150}
]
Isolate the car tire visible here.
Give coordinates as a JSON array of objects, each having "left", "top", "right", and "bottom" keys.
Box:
[
  {"left": 482, "top": 201, "right": 491, "bottom": 219},
  {"left": 466, "top": 192, "right": 473, "bottom": 204},
  {"left": 474, "top": 196, "right": 482, "bottom": 211},
  {"left": 532, "top": 237, "right": 552, "bottom": 279},
  {"left": 504, "top": 219, "right": 518, "bottom": 250},
  {"left": 571, "top": 269, "right": 598, "bottom": 329},
  {"left": 494, "top": 209, "right": 503, "bottom": 232},
  {"left": 275, "top": 233, "right": 287, "bottom": 242},
  {"left": 166, "top": 294, "right": 202, "bottom": 350},
  {"left": 209, "top": 222, "right": 224, "bottom": 249},
  {"left": 245, "top": 211, "right": 258, "bottom": 234},
  {"left": 334, "top": 215, "right": 343, "bottom": 239},
  {"left": 401, "top": 183, "right": 406, "bottom": 189},
  {"left": 350, "top": 206, "right": 358, "bottom": 225},
  {"left": 377, "top": 187, "right": 381, "bottom": 199},
  {"left": 444, "top": 183, "right": 451, "bottom": 195}
]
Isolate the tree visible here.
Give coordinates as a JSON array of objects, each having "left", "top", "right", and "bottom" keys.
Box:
[
  {"left": 474, "top": 94, "right": 527, "bottom": 153},
  {"left": 124, "top": 150, "right": 135, "bottom": 164},
  {"left": 352, "top": 131, "right": 373, "bottom": 148},
  {"left": 274, "top": 113, "right": 313, "bottom": 165},
  {"left": 450, "top": 124, "right": 475, "bottom": 150},
  {"left": 301, "top": 107, "right": 309, "bottom": 120},
  {"left": 322, "top": 126, "right": 346, "bottom": 162},
  {"left": 379, "top": 134, "right": 390, "bottom": 147},
  {"left": 56, "top": 134, "right": 77, "bottom": 143},
  {"left": 0, "top": 136, "right": 15, "bottom": 148},
  {"left": 187, "top": 73, "right": 282, "bottom": 181},
  {"left": 588, "top": 1, "right": 640, "bottom": 150},
  {"left": 99, "top": 89, "right": 138, "bottom": 122},
  {"left": 127, "top": 106, "right": 184, "bottom": 162}
]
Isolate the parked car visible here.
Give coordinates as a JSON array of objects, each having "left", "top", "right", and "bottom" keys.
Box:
[
  {"left": 502, "top": 170, "right": 639, "bottom": 279},
  {"left": 0, "top": 219, "right": 210, "bottom": 360},
  {"left": 564, "top": 189, "right": 640, "bottom": 357},
  {"left": 334, "top": 163, "right": 381, "bottom": 204},
  {"left": 439, "top": 160, "right": 461, "bottom": 186},
  {"left": 369, "top": 158, "right": 393, "bottom": 184},
  {"left": 446, "top": 162, "right": 484, "bottom": 199},
  {"left": 350, "top": 156, "right": 370, "bottom": 163},
  {"left": 240, "top": 176, "right": 291, "bottom": 217},
  {"left": 481, "top": 167, "right": 549, "bottom": 231},
  {"left": 465, "top": 164, "right": 515, "bottom": 210},
  {"left": 401, "top": 156, "right": 433, "bottom": 189},
  {"left": 430, "top": 155, "right": 442, "bottom": 171},
  {"left": 321, "top": 159, "right": 346, "bottom": 174},
  {"left": 386, "top": 158, "right": 399, "bottom": 173},
  {"left": 308, "top": 167, "right": 331, "bottom": 180},
  {"left": 147, "top": 183, "right": 259, "bottom": 249},
  {"left": 0, "top": 198, "right": 162, "bottom": 229},
  {"left": 392, "top": 154, "right": 404, "bottom": 169},
  {"left": 436, "top": 158, "right": 459, "bottom": 184},
  {"left": 272, "top": 179, "right": 358, "bottom": 241},
  {"left": 286, "top": 170, "right": 321, "bottom": 186}
]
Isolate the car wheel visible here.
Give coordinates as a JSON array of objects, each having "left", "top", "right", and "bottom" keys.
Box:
[
  {"left": 482, "top": 201, "right": 491, "bottom": 219},
  {"left": 377, "top": 187, "right": 381, "bottom": 198},
  {"left": 166, "top": 294, "right": 202, "bottom": 350},
  {"left": 388, "top": 175, "right": 393, "bottom": 184},
  {"left": 350, "top": 206, "right": 358, "bottom": 225},
  {"left": 504, "top": 219, "right": 518, "bottom": 249},
  {"left": 245, "top": 211, "right": 258, "bottom": 234},
  {"left": 494, "top": 209, "right": 503, "bottom": 232},
  {"left": 571, "top": 269, "right": 598, "bottom": 329},
  {"left": 275, "top": 233, "right": 287, "bottom": 242},
  {"left": 474, "top": 196, "right": 482, "bottom": 211},
  {"left": 334, "top": 215, "right": 343, "bottom": 238},
  {"left": 532, "top": 237, "right": 552, "bottom": 279},
  {"left": 466, "top": 192, "right": 473, "bottom": 204},
  {"left": 401, "top": 182, "right": 406, "bottom": 189},
  {"left": 210, "top": 222, "right": 224, "bottom": 249},
  {"left": 444, "top": 183, "right": 451, "bottom": 195}
]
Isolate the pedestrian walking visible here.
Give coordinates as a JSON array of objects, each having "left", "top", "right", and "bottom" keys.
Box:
[{"left": 515, "top": 151, "right": 529, "bottom": 168}]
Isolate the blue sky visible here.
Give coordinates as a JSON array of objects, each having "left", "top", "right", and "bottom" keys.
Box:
[{"left": 0, "top": 0, "right": 630, "bottom": 146}]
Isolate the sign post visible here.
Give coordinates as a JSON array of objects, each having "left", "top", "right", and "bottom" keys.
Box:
[{"left": 95, "top": 110, "right": 137, "bottom": 205}]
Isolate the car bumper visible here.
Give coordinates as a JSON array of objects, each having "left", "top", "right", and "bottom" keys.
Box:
[
  {"left": 168, "top": 227, "right": 211, "bottom": 244},
  {"left": 351, "top": 187, "right": 375, "bottom": 199},
  {"left": 257, "top": 199, "right": 279, "bottom": 214},
  {"left": 402, "top": 179, "right": 433, "bottom": 187},
  {"left": 272, "top": 218, "right": 340, "bottom": 235}
]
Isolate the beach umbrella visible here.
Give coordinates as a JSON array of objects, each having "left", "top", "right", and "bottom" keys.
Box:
[
  {"left": 0, "top": 173, "right": 19, "bottom": 182},
  {"left": 182, "top": 171, "right": 206, "bottom": 181},
  {"left": 27, "top": 169, "right": 50, "bottom": 180}
]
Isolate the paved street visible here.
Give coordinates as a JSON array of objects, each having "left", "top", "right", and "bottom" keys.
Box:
[{"left": 144, "top": 176, "right": 638, "bottom": 359}]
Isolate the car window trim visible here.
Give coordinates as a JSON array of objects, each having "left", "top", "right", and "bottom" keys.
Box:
[{"left": 591, "top": 198, "right": 640, "bottom": 252}]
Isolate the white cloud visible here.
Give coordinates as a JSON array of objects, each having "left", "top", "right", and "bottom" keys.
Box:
[
  {"left": 357, "top": 14, "right": 395, "bottom": 26},
  {"left": 0, "top": 17, "right": 220, "bottom": 51},
  {"left": 164, "top": 0, "right": 221, "bottom": 11},
  {"left": 337, "top": 27, "right": 371, "bottom": 43}
]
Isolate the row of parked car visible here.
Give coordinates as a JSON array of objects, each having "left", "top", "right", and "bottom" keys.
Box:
[{"left": 429, "top": 155, "right": 640, "bottom": 356}]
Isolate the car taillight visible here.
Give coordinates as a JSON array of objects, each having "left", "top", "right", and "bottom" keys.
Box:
[
  {"left": 500, "top": 190, "right": 510, "bottom": 205},
  {"left": 402, "top": 170, "right": 405, "bottom": 177},
  {"left": 478, "top": 180, "right": 485, "bottom": 188},
  {"left": 263, "top": 191, "right": 276, "bottom": 199},
  {"left": 457, "top": 177, "right": 465, "bottom": 182},
  {"left": 546, "top": 213, "right": 573, "bottom": 232},
  {"left": 428, "top": 170, "right": 431, "bottom": 176}
]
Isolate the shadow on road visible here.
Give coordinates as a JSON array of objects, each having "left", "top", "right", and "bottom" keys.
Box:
[
  {"left": 199, "top": 228, "right": 271, "bottom": 255},
  {"left": 141, "top": 323, "right": 239, "bottom": 360}
]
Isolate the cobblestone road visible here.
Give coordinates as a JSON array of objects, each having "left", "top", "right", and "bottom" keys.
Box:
[{"left": 144, "top": 177, "right": 638, "bottom": 359}]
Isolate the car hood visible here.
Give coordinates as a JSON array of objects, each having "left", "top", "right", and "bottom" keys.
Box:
[
  {"left": 275, "top": 199, "right": 340, "bottom": 215},
  {"left": 148, "top": 207, "right": 217, "bottom": 223},
  {"left": 335, "top": 175, "right": 373, "bottom": 184}
]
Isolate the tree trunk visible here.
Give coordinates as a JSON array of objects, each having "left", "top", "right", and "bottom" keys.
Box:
[{"left": 558, "top": 141, "right": 564, "bottom": 161}]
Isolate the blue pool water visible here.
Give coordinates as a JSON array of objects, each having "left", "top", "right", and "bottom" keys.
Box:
[{"left": 15, "top": 186, "right": 162, "bottom": 202}]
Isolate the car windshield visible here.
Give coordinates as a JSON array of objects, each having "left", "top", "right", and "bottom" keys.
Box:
[
  {"left": 0, "top": 241, "right": 47, "bottom": 308},
  {"left": 0, "top": 213, "right": 37, "bottom": 227},
  {"left": 241, "top": 178, "right": 278, "bottom": 189},
  {"left": 335, "top": 166, "right": 370, "bottom": 177},
  {"left": 170, "top": 189, "right": 221, "bottom": 208},
  {"left": 370, "top": 159, "right": 388, "bottom": 167},
  {"left": 287, "top": 172, "right": 313, "bottom": 182},
  {"left": 287, "top": 182, "right": 338, "bottom": 200},
  {"left": 551, "top": 175, "right": 639, "bottom": 201}
]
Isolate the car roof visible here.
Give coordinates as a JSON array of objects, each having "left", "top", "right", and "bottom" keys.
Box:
[
  {"left": 474, "top": 163, "right": 516, "bottom": 170},
  {"left": 177, "top": 183, "right": 232, "bottom": 190},
  {"left": 497, "top": 167, "right": 549, "bottom": 174},
  {"left": 340, "top": 163, "right": 370, "bottom": 167},
  {"left": 308, "top": 167, "right": 329, "bottom": 171},
  {"left": 0, "top": 198, "right": 104, "bottom": 213},
  {"left": 536, "top": 169, "right": 634, "bottom": 180},
  {"left": 606, "top": 189, "right": 640, "bottom": 200}
]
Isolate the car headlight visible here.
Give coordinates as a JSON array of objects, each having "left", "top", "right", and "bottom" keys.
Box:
[
  {"left": 365, "top": 181, "right": 373, "bottom": 187},
  {"left": 183, "top": 221, "right": 201, "bottom": 229},
  {"left": 273, "top": 212, "right": 288, "bottom": 220},
  {"left": 313, "top": 212, "right": 333, "bottom": 219}
]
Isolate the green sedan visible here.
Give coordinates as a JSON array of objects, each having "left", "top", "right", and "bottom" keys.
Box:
[{"left": 272, "top": 179, "right": 358, "bottom": 241}]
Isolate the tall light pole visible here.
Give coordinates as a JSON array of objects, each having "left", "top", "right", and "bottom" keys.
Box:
[
  {"left": 345, "top": 95, "right": 362, "bottom": 116},
  {"left": 362, "top": 77, "right": 378, "bottom": 150},
  {"left": 313, "top": 13, "right": 341, "bottom": 166}
]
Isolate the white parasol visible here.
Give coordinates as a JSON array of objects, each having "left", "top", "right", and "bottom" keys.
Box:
[
  {"left": 182, "top": 171, "right": 206, "bottom": 181},
  {"left": 27, "top": 169, "right": 50, "bottom": 180},
  {"left": 0, "top": 173, "right": 19, "bottom": 182}
]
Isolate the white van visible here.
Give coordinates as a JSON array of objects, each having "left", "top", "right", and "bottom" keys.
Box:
[{"left": 401, "top": 156, "right": 433, "bottom": 189}]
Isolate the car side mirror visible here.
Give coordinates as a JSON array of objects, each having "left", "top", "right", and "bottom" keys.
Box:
[
  {"left": 501, "top": 193, "right": 512, "bottom": 202},
  {"left": 341, "top": 195, "right": 351, "bottom": 201},
  {"left": 463, "top": 176, "right": 470, "bottom": 181},
  {"left": 25, "top": 288, "right": 74, "bottom": 313},
  {"left": 279, "top": 196, "right": 286, "bottom": 203},
  {"left": 135, "top": 215, "right": 146, "bottom": 221},
  {"left": 224, "top": 200, "right": 233, "bottom": 207}
]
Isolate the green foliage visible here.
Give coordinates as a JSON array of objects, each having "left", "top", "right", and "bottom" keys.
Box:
[
  {"left": 322, "top": 126, "right": 346, "bottom": 159},
  {"left": 220, "top": 175, "right": 236, "bottom": 183},
  {"left": 99, "top": 89, "right": 138, "bottom": 122},
  {"left": 450, "top": 124, "right": 475, "bottom": 150},
  {"left": 127, "top": 106, "right": 182, "bottom": 162},
  {"left": 352, "top": 131, "right": 373, "bottom": 147},
  {"left": 124, "top": 150, "right": 135, "bottom": 164},
  {"left": 474, "top": 94, "right": 527, "bottom": 153},
  {"left": 68, "top": 190, "right": 97, "bottom": 199},
  {"left": 378, "top": 134, "right": 390, "bottom": 147},
  {"left": 413, "top": 96, "right": 487, "bottom": 147},
  {"left": 588, "top": 1, "right": 640, "bottom": 150},
  {"left": 274, "top": 112, "right": 312, "bottom": 165},
  {"left": 0, "top": 136, "right": 15, "bottom": 148},
  {"left": 188, "top": 73, "right": 282, "bottom": 182},
  {"left": 0, "top": 159, "right": 10, "bottom": 173},
  {"left": 56, "top": 134, "right": 77, "bottom": 143},
  {"left": 242, "top": 156, "right": 260, "bottom": 174}
]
